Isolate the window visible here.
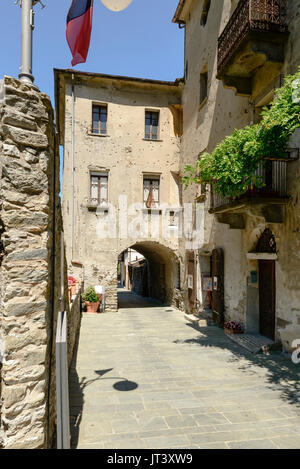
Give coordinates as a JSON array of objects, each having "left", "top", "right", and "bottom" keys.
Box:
[
  {"left": 200, "top": 0, "right": 211, "bottom": 26},
  {"left": 145, "top": 111, "right": 159, "bottom": 140},
  {"left": 90, "top": 173, "right": 108, "bottom": 206},
  {"left": 92, "top": 104, "right": 107, "bottom": 135},
  {"left": 200, "top": 70, "right": 208, "bottom": 106},
  {"left": 143, "top": 177, "right": 160, "bottom": 209},
  {"left": 185, "top": 61, "right": 188, "bottom": 81}
]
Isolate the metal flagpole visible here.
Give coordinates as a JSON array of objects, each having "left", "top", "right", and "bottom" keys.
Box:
[
  {"left": 19, "top": 0, "right": 34, "bottom": 84},
  {"left": 17, "top": 0, "right": 45, "bottom": 85}
]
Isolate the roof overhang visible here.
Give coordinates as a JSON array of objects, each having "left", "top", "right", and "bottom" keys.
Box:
[{"left": 172, "top": 0, "right": 193, "bottom": 24}]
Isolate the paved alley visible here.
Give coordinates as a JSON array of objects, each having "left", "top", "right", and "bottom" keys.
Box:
[{"left": 69, "top": 293, "right": 300, "bottom": 449}]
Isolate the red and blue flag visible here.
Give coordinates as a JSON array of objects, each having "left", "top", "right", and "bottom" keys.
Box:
[{"left": 66, "top": 0, "right": 94, "bottom": 66}]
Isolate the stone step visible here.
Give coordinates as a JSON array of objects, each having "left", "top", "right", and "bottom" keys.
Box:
[
  {"left": 184, "top": 312, "right": 215, "bottom": 327},
  {"left": 184, "top": 313, "right": 199, "bottom": 325},
  {"left": 197, "top": 310, "right": 215, "bottom": 327}
]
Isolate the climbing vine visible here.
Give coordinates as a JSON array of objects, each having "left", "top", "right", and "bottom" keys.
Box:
[{"left": 183, "top": 67, "right": 300, "bottom": 198}]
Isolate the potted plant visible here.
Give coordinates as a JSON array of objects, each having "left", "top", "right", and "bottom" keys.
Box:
[
  {"left": 224, "top": 321, "right": 244, "bottom": 335},
  {"left": 82, "top": 286, "right": 100, "bottom": 313}
]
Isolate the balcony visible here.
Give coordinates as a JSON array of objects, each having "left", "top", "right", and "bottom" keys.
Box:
[
  {"left": 209, "top": 159, "right": 290, "bottom": 227},
  {"left": 217, "top": 0, "right": 289, "bottom": 97}
]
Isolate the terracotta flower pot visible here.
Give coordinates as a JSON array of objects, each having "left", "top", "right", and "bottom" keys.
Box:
[{"left": 85, "top": 301, "right": 99, "bottom": 313}]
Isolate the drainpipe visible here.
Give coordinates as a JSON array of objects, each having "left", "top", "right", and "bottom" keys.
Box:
[
  {"left": 70, "top": 80, "right": 85, "bottom": 288},
  {"left": 71, "top": 75, "right": 75, "bottom": 263},
  {"left": 46, "top": 126, "right": 58, "bottom": 447}
]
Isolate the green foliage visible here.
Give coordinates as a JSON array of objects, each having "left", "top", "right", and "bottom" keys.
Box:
[
  {"left": 183, "top": 68, "right": 300, "bottom": 198},
  {"left": 82, "top": 286, "right": 99, "bottom": 303}
]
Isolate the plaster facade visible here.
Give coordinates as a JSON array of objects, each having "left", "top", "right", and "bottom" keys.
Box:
[
  {"left": 55, "top": 71, "right": 184, "bottom": 311},
  {"left": 174, "top": 0, "right": 300, "bottom": 351}
]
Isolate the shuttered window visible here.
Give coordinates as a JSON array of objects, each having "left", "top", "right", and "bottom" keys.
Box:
[{"left": 90, "top": 173, "right": 108, "bottom": 206}]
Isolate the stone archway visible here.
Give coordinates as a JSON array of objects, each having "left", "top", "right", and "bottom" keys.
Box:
[{"left": 118, "top": 241, "right": 181, "bottom": 308}]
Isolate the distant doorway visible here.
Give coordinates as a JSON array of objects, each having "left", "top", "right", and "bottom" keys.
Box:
[{"left": 259, "top": 260, "right": 275, "bottom": 340}]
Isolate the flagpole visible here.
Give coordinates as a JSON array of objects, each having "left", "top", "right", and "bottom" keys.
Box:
[{"left": 19, "top": 0, "right": 34, "bottom": 84}]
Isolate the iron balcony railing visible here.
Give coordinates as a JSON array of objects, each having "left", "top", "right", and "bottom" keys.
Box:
[
  {"left": 217, "top": 0, "right": 288, "bottom": 74},
  {"left": 210, "top": 160, "right": 288, "bottom": 210}
]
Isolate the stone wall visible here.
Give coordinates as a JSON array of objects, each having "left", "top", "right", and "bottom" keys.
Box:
[{"left": 0, "top": 77, "right": 81, "bottom": 449}]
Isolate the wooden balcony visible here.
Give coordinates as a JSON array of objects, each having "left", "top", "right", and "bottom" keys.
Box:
[
  {"left": 209, "top": 160, "right": 291, "bottom": 227},
  {"left": 217, "top": 0, "right": 289, "bottom": 97}
]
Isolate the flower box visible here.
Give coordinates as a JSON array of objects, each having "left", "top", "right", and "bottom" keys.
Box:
[
  {"left": 224, "top": 321, "right": 244, "bottom": 335},
  {"left": 224, "top": 327, "right": 243, "bottom": 335}
]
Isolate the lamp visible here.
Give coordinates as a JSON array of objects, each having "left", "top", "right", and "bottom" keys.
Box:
[{"left": 101, "top": 0, "right": 133, "bottom": 12}]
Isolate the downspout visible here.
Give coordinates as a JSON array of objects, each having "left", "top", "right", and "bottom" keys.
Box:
[
  {"left": 71, "top": 74, "right": 75, "bottom": 263},
  {"left": 47, "top": 125, "right": 58, "bottom": 448},
  {"left": 70, "top": 77, "right": 85, "bottom": 287}
]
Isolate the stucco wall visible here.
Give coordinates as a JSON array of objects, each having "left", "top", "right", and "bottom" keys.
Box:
[
  {"left": 179, "top": 0, "right": 300, "bottom": 346},
  {"left": 61, "top": 76, "right": 183, "bottom": 310},
  {"left": 179, "top": 0, "right": 252, "bottom": 314}
]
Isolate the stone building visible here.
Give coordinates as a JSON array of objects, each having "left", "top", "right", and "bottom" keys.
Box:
[
  {"left": 54, "top": 70, "right": 184, "bottom": 311},
  {"left": 55, "top": 0, "right": 300, "bottom": 351},
  {"left": 173, "top": 0, "right": 300, "bottom": 350},
  {"left": 0, "top": 77, "right": 81, "bottom": 448}
]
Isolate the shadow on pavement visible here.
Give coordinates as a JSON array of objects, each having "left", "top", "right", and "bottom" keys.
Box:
[
  {"left": 174, "top": 322, "right": 300, "bottom": 409},
  {"left": 69, "top": 341, "right": 139, "bottom": 448}
]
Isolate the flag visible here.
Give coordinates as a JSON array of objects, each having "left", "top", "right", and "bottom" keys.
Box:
[{"left": 66, "top": 0, "right": 94, "bottom": 66}]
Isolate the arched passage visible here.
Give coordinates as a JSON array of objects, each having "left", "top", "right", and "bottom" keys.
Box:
[{"left": 118, "top": 241, "right": 181, "bottom": 307}]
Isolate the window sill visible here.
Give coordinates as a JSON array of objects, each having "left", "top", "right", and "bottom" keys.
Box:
[
  {"left": 88, "top": 133, "right": 110, "bottom": 138},
  {"left": 198, "top": 97, "right": 208, "bottom": 112},
  {"left": 141, "top": 207, "right": 162, "bottom": 214},
  {"left": 143, "top": 138, "right": 163, "bottom": 142},
  {"left": 87, "top": 205, "right": 109, "bottom": 212}
]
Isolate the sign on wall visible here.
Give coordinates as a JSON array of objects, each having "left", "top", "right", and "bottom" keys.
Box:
[
  {"left": 187, "top": 274, "right": 193, "bottom": 289},
  {"left": 202, "top": 276, "right": 213, "bottom": 292}
]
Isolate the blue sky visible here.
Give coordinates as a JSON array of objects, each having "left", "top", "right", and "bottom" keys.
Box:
[{"left": 0, "top": 0, "right": 184, "bottom": 106}]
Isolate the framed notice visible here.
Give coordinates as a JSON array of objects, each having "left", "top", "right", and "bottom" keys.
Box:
[
  {"left": 187, "top": 274, "right": 193, "bottom": 289},
  {"left": 202, "top": 276, "right": 213, "bottom": 292},
  {"left": 213, "top": 276, "right": 218, "bottom": 291}
]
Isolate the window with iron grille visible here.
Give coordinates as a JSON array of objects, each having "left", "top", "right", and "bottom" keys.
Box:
[
  {"left": 90, "top": 173, "right": 108, "bottom": 206},
  {"left": 145, "top": 111, "right": 159, "bottom": 140},
  {"left": 92, "top": 104, "right": 107, "bottom": 134},
  {"left": 143, "top": 177, "right": 160, "bottom": 208}
]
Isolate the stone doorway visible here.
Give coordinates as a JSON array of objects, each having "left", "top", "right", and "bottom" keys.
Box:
[{"left": 246, "top": 228, "right": 277, "bottom": 338}]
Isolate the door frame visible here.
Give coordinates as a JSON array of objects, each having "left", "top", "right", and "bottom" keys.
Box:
[{"left": 258, "top": 259, "right": 276, "bottom": 340}]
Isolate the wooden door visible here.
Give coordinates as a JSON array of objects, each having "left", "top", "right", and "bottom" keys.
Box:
[
  {"left": 259, "top": 260, "right": 275, "bottom": 340},
  {"left": 211, "top": 248, "right": 224, "bottom": 326}
]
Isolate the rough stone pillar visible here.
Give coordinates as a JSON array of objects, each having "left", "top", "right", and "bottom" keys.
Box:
[{"left": 0, "top": 76, "right": 63, "bottom": 449}]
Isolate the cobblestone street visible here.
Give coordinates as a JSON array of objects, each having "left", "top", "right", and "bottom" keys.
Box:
[{"left": 69, "top": 292, "right": 300, "bottom": 449}]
